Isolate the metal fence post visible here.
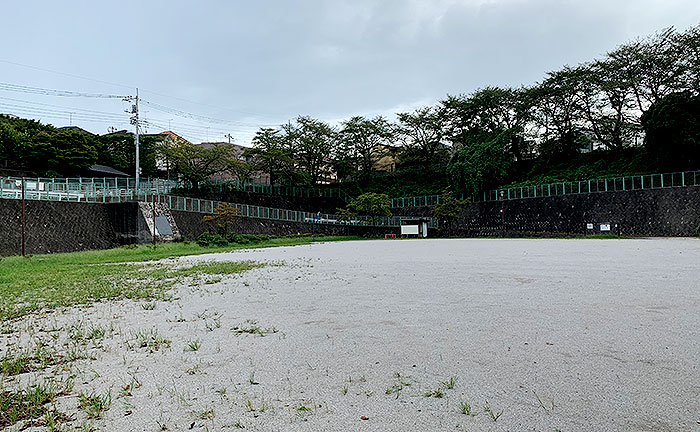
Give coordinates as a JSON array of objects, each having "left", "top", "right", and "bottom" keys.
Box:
[{"left": 21, "top": 178, "right": 26, "bottom": 256}]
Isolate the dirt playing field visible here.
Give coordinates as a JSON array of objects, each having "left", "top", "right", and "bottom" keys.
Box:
[{"left": 2, "top": 238, "right": 699, "bottom": 431}]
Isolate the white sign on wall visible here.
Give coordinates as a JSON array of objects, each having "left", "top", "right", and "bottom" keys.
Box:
[
  {"left": 586, "top": 223, "right": 594, "bottom": 230},
  {"left": 600, "top": 223, "right": 611, "bottom": 231},
  {"left": 401, "top": 225, "right": 419, "bottom": 235}
]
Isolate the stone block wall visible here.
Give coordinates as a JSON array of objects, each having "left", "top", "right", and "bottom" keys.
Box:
[
  {"left": 1, "top": 186, "right": 698, "bottom": 256},
  {"left": 0, "top": 199, "right": 119, "bottom": 256}
]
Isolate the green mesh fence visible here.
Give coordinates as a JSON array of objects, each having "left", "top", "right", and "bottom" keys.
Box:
[
  {"left": 390, "top": 170, "right": 700, "bottom": 207},
  {"left": 0, "top": 177, "right": 354, "bottom": 203}
]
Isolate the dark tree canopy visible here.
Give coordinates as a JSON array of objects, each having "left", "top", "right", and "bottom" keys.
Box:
[{"left": 642, "top": 92, "right": 700, "bottom": 171}]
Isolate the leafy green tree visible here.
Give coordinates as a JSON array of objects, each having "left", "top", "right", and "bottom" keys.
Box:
[
  {"left": 432, "top": 189, "right": 467, "bottom": 233},
  {"left": 98, "top": 133, "right": 158, "bottom": 177},
  {"left": 226, "top": 158, "right": 253, "bottom": 182},
  {"left": 572, "top": 62, "right": 640, "bottom": 150},
  {"left": 0, "top": 122, "right": 24, "bottom": 169},
  {"left": 605, "top": 27, "right": 690, "bottom": 114},
  {"left": 442, "top": 87, "right": 529, "bottom": 161},
  {"left": 283, "top": 116, "right": 336, "bottom": 185},
  {"left": 396, "top": 106, "right": 450, "bottom": 170},
  {"left": 246, "top": 128, "right": 298, "bottom": 185},
  {"left": 526, "top": 70, "right": 591, "bottom": 162},
  {"left": 336, "top": 116, "right": 394, "bottom": 181},
  {"left": 346, "top": 192, "right": 392, "bottom": 224},
  {"left": 447, "top": 131, "right": 513, "bottom": 196},
  {"left": 0, "top": 115, "right": 55, "bottom": 171},
  {"left": 25, "top": 130, "right": 99, "bottom": 176},
  {"left": 641, "top": 91, "right": 700, "bottom": 170},
  {"left": 158, "top": 140, "right": 233, "bottom": 190}
]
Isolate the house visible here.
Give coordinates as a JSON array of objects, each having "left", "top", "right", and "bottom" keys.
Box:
[{"left": 373, "top": 144, "right": 401, "bottom": 173}]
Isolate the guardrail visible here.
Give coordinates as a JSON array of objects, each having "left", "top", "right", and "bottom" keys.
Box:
[{"left": 390, "top": 170, "right": 700, "bottom": 207}]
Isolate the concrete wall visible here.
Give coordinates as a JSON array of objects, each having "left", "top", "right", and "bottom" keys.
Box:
[
  {"left": 170, "top": 210, "right": 389, "bottom": 240},
  {"left": 395, "top": 186, "right": 700, "bottom": 237}
]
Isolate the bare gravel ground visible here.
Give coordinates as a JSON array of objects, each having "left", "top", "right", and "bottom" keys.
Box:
[{"left": 2, "top": 238, "right": 699, "bottom": 431}]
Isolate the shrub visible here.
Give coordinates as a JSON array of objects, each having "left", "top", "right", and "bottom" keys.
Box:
[{"left": 197, "top": 232, "right": 228, "bottom": 247}]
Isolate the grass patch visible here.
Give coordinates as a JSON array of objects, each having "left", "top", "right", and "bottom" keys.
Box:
[
  {"left": 483, "top": 400, "right": 502, "bottom": 422},
  {"left": 0, "top": 382, "right": 66, "bottom": 428},
  {"left": 170, "top": 261, "right": 266, "bottom": 278},
  {"left": 423, "top": 388, "right": 444, "bottom": 398},
  {"left": 385, "top": 372, "right": 412, "bottom": 398},
  {"left": 78, "top": 390, "right": 111, "bottom": 419},
  {"left": 184, "top": 340, "right": 201, "bottom": 352},
  {"left": 459, "top": 400, "right": 477, "bottom": 416},
  {"left": 0, "top": 348, "right": 68, "bottom": 377},
  {"left": 135, "top": 328, "right": 171, "bottom": 352},
  {"left": 0, "top": 236, "right": 360, "bottom": 320},
  {"left": 232, "top": 320, "right": 278, "bottom": 337}
]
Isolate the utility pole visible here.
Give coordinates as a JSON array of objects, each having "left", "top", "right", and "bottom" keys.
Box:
[
  {"left": 126, "top": 89, "right": 141, "bottom": 191},
  {"left": 134, "top": 88, "right": 140, "bottom": 191},
  {"left": 225, "top": 133, "right": 234, "bottom": 144}
]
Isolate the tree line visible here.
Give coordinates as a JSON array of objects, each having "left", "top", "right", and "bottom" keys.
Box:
[
  {"left": 240, "top": 26, "right": 700, "bottom": 196},
  {"left": 0, "top": 116, "right": 165, "bottom": 178}
]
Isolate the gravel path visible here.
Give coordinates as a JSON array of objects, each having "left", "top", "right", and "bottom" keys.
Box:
[{"left": 3, "top": 238, "right": 700, "bottom": 431}]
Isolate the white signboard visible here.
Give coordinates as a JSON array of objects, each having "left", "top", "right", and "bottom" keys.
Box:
[
  {"left": 401, "top": 225, "right": 419, "bottom": 235},
  {"left": 586, "top": 223, "right": 594, "bottom": 230},
  {"left": 600, "top": 223, "right": 611, "bottom": 231}
]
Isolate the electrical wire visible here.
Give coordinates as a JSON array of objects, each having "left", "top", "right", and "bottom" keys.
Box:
[
  {"left": 1, "top": 58, "right": 284, "bottom": 118},
  {"left": 0, "top": 82, "right": 127, "bottom": 99},
  {"left": 140, "top": 99, "right": 277, "bottom": 128}
]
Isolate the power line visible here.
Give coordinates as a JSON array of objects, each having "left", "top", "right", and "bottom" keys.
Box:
[
  {"left": 0, "top": 96, "right": 127, "bottom": 120},
  {"left": 140, "top": 99, "right": 277, "bottom": 128},
  {"left": 0, "top": 58, "right": 283, "bottom": 117},
  {"left": 0, "top": 76, "right": 280, "bottom": 142},
  {"left": 0, "top": 59, "right": 134, "bottom": 90},
  {"left": 0, "top": 82, "right": 128, "bottom": 99},
  {"left": 0, "top": 105, "right": 126, "bottom": 123}
]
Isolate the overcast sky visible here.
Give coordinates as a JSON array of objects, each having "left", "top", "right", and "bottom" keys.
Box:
[{"left": 1, "top": 0, "right": 699, "bottom": 145}]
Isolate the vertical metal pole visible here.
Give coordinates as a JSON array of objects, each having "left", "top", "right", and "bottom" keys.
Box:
[
  {"left": 312, "top": 214, "right": 316, "bottom": 242},
  {"left": 21, "top": 178, "right": 26, "bottom": 256},
  {"left": 134, "top": 88, "right": 140, "bottom": 191},
  {"left": 500, "top": 191, "right": 505, "bottom": 237},
  {"left": 152, "top": 194, "right": 157, "bottom": 246}
]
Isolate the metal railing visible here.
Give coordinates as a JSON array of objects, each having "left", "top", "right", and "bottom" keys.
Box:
[
  {"left": 0, "top": 176, "right": 354, "bottom": 203},
  {"left": 182, "top": 180, "right": 353, "bottom": 202},
  {"left": 0, "top": 177, "right": 177, "bottom": 202},
  {"left": 390, "top": 170, "right": 700, "bottom": 207},
  {"left": 0, "top": 179, "right": 435, "bottom": 228},
  {"left": 144, "top": 193, "right": 436, "bottom": 228}
]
